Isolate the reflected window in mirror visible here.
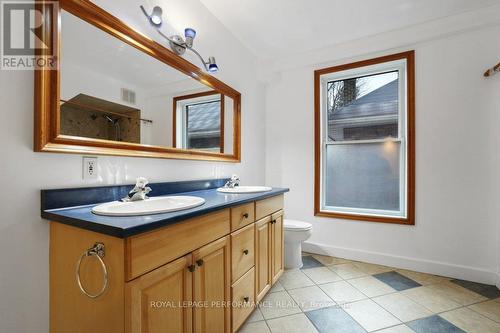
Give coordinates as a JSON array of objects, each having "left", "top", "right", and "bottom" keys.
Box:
[
  {"left": 185, "top": 98, "right": 222, "bottom": 151},
  {"left": 173, "top": 91, "right": 224, "bottom": 153}
]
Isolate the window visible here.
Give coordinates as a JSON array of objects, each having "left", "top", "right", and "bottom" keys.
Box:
[
  {"left": 185, "top": 100, "right": 221, "bottom": 150},
  {"left": 314, "top": 51, "right": 415, "bottom": 224},
  {"left": 173, "top": 91, "right": 224, "bottom": 153}
]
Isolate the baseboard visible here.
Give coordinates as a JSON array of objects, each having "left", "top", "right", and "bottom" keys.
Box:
[{"left": 303, "top": 241, "right": 498, "bottom": 285}]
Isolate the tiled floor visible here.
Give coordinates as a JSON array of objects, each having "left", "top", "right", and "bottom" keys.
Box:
[{"left": 238, "top": 253, "right": 500, "bottom": 333}]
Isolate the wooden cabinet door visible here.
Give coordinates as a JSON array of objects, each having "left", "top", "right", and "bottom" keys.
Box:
[
  {"left": 255, "top": 216, "right": 272, "bottom": 301},
  {"left": 192, "top": 236, "right": 231, "bottom": 333},
  {"left": 271, "top": 210, "right": 284, "bottom": 284},
  {"left": 126, "top": 254, "right": 193, "bottom": 333}
]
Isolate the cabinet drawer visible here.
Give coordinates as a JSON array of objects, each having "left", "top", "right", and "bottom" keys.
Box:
[
  {"left": 231, "top": 223, "right": 255, "bottom": 283},
  {"left": 125, "top": 209, "right": 230, "bottom": 280},
  {"left": 255, "top": 195, "right": 284, "bottom": 220},
  {"left": 231, "top": 267, "right": 255, "bottom": 333},
  {"left": 230, "top": 203, "right": 255, "bottom": 231}
]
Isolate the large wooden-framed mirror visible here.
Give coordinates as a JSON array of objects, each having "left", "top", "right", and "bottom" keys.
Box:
[{"left": 34, "top": 0, "right": 241, "bottom": 162}]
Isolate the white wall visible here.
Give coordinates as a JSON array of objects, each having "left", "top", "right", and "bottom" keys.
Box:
[
  {"left": 61, "top": 61, "right": 146, "bottom": 109},
  {"left": 265, "top": 22, "right": 500, "bottom": 284},
  {"left": 0, "top": 0, "right": 264, "bottom": 331},
  {"left": 486, "top": 60, "right": 500, "bottom": 289}
]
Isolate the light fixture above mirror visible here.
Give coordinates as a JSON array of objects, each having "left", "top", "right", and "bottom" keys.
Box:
[{"left": 140, "top": 5, "right": 219, "bottom": 73}]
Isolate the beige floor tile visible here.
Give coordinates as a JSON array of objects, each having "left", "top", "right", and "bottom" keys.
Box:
[
  {"left": 246, "top": 307, "right": 265, "bottom": 323},
  {"left": 266, "top": 313, "right": 318, "bottom": 333},
  {"left": 348, "top": 276, "right": 396, "bottom": 297},
  {"left": 440, "top": 307, "right": 500, "bottom": 333},
  {"left": 238, "top": 320, "right": 271, "bottom": 333},
  {"left": 373, "top": 292, "right": 433, "bottom": 322},
  {"left": 269, "top": 281, "right": 285, "bottom": 293},
  {"left": 319, "top": 280, "right": 367, "bottom": 304},
  {"left": 329, "top": 263, "right": 367, "bottom": 279},
  {"left": 312, "top": 254, "right": 350, "bottom": 266},
  {"left": 469, "top": 300, "right": 500, "bottom": 323},
  {"left": 279, "top": 269, "right": 314, "bottom": 290},
  {"left": 375, "top": 325, "right": 415, "bottom": 333},
  {"left": 302, "top": 267, "right": 342, "bottom": 284},
  {"left": 402, "top": 286, "right": 461, "bottom": 313},
  {"left": 396, "top": 269, "right": 450, "bottom": 286},
  {"left": 259, "top": 291, "right": 301, "bottom": 319},
  {"left": 287, "top": 285, "right": 336, "bottom": 311},
  {"left": 344, "top": 299, "right": 401, "bottom": 332},
  {"left": 353, "top": 262, "right": 394, "bottom": 275},
  {"left": 425, "top": 281, "right": 487, "bottom": 306}
]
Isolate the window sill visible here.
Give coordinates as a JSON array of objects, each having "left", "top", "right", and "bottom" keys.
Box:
[{"left": 314, "top": 210, "right": 414, "bottom": 225}]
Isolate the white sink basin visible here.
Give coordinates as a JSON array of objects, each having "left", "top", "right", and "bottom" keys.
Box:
[
  {"left": 92, "top": 196, "right": 205, "bottom": 216},
  {"left": 217, "top": 186, "right": 272, "bottom": 194}
]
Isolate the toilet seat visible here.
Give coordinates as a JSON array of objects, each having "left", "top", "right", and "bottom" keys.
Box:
[{"left": 284, "top": 219, "right": 312, "bottom": 231}]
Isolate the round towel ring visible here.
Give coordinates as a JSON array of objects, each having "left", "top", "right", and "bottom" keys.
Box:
[{"left": 75, "top": 242, "right": 108, "bottom": 298}]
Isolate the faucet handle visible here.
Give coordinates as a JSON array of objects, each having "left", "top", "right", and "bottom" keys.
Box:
[
  {"left": 224, "top": 174, "right": 240, "bottom": 188},
  {"left": 135, "top": 177, "right": 149, "bottom": 188},
  {"left": 231, "top": 174, "right": 240, "bottom": 186},
  {"left": 122, "top": 177, "right": 151, "bottom": 202}
]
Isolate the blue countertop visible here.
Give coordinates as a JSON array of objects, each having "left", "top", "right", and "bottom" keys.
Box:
[{"left": 41, "top": 180, "right": 288, "bottom": 238}]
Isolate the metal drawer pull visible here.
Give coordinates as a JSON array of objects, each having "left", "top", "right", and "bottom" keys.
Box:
[
  {"left": 75, "top": 243, "right": 108, "bottom": 299},
  {"left": 242, "top": 213, "right": 249, "bottom": 219},
  {"left": 187, "top": 264, "right": 196, "bottom": 272},
  {"left": 196, "top": 259, "right": 204, "bottom": 267},
  {"left": 243, "top": 249, "right": 249, "bottom": 255}
]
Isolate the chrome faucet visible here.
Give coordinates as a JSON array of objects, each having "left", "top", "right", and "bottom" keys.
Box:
[
  {"left": 224, "top": 175, "right": 240, "bottom": 188},
  {"left": 122, "top": 177, "right": 152, "bottom": 202}
]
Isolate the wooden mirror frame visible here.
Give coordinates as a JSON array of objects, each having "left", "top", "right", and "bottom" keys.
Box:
[{"left": 34, "top": 0, "right": 241, "bottom": 162}]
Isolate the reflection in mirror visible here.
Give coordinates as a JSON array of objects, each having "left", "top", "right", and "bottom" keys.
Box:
[
  {"left": 59, "top": 10, "right": 233, "bottom": 155},
  {"left": 172, "top": 92, "right": 234, "bottom": 153}
]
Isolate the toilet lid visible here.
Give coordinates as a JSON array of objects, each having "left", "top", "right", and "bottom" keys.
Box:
[{"left": 284, "top": 219, "right": 312, "bottom": 231}]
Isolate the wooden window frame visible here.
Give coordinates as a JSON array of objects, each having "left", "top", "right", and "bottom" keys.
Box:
[
  {"left": 172, "top": 91, "right": 225, "bottom": 153},
  {"left": 314, "top": 51, "right": 415, "bottom": 225}
]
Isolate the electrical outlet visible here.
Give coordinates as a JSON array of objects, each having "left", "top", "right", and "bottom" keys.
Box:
[{"left": 83, "top": 157, "right": 98, "bottom": 181}]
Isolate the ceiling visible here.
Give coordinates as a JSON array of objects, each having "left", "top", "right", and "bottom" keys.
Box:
[{"left": 199, "top": 0, "right": 500, "bottom": 59}]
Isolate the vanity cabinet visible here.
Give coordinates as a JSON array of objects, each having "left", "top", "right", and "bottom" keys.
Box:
[{"left": 49, "top": 194, "right": 284, "bottom": 333}]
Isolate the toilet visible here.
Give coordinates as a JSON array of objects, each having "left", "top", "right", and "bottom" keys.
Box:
[{"left": 284, "top": 219, "right": 313, "bottom": 269}]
